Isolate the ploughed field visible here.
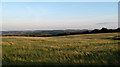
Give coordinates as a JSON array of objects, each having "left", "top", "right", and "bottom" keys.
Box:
[{"left": 2, "top": 33, "right": 119, "bottom": 65}]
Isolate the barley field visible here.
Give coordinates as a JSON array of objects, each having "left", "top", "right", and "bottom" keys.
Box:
[{"left": 2, "top": 33, "right": 119, "bottom": 65}]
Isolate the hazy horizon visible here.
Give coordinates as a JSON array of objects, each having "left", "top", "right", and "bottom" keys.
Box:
[
  {"left": 1, "top": 27, "right": 119, "bottom": 31},
  {"left": 2, "top": 2, "right": 118, "bottom": 31}
]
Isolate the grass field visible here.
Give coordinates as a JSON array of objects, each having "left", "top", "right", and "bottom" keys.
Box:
[{"left": 2, "top": 33, "right": 120, "bottom": 65}]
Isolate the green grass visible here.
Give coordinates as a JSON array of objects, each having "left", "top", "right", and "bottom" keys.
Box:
[{"left": 2, "top": 33, "right": 119, "bottom": 65}]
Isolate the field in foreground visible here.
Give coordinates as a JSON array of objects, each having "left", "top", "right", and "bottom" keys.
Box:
[{"left": 2, "top": 33, "right": 119, "bottom": 65}]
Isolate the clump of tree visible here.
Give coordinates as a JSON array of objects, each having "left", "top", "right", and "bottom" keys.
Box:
[
  {"left": 53, "top": 27, "right": 119, "bottom": 36},
  {"left": 91, "top": 27, "right": 120, "bottom": 33}
]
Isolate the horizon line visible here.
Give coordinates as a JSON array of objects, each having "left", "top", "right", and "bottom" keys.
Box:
[{"left": 1, "top": 27, "right": 119, "bottom": 31}]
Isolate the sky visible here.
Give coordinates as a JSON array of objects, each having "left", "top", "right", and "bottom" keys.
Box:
[
  {"left": 2, "top": 2, "right": 118, "bottom": 31},
  {"left": 1, "top": 0, "right": 119, "bottom": 2}
]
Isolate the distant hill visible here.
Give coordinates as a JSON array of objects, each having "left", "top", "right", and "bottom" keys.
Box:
[
  {"left": 2, "top": 29, "right": 88, "bottom": 35},
  {"left": 2, "top": 28, "right": 120, "bottom": 37}
]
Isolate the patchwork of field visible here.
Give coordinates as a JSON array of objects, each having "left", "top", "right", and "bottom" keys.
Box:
[{"left": 2, "top": 33, "right": 119, "bottom": 65}]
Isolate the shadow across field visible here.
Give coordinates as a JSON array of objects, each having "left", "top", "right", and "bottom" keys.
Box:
[{"left": 101, "top": 36, "right": 120, "bottom": 40}]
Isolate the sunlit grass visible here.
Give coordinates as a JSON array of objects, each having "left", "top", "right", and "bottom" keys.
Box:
[{"left": 2, "top": 33, "right": 119, "bottom": 65}]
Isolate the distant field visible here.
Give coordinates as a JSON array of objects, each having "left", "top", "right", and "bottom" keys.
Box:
[{"left": 2, "top": 33, "right": 119, "bottom": 65}]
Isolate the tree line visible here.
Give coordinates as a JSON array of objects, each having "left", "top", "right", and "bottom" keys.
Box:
[{"left": 2, "top": 27, "right": 120, "bottom": 37}]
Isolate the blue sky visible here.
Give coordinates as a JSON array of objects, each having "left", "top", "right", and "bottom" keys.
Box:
[
  {"left": 2, "top": 2, "right": 118, "bottom": 31},
  {"left": 2, "top": 0, "right": 119, "bottom": 2}
]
